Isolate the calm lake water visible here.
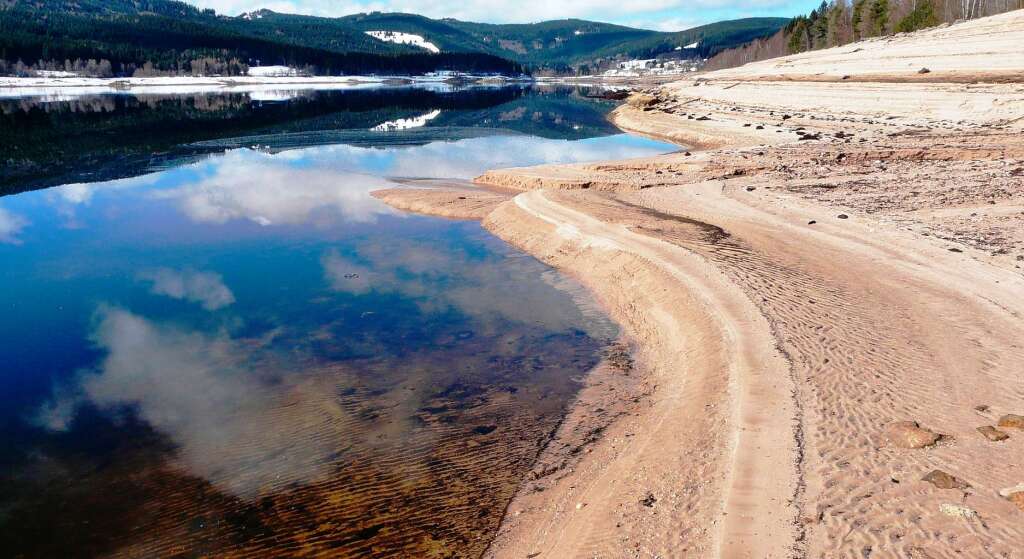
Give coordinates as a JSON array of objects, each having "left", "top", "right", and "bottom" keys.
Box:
[{"left": 0, "top": 85, "right": 672, "bottom": 557}]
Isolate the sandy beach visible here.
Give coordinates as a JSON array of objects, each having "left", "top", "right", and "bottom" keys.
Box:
[{"left": 372, "top": 10, "right": 1024, "bottom": 558}]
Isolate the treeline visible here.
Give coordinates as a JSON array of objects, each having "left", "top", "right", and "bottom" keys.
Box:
[
  {"left": 0, "top": 57, "right": 249, "bottom": 78},
  {"left": 705, "top": 0, "right": 1022, "bottom": 70},
  {"left": 0, "top": 4, "right": 524, "bottom": 77}
]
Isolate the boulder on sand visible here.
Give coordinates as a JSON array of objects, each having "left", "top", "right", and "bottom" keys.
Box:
[
  {"left": 977, "top": 425, "right": 1010, "bottom": 441},
  {"left": 997, "top": 414, "right": 1024, "bottom": 429},
  {"left": 627, "top": 93, "right": 660, "bottom": 110},
  {"left": 922, "top": 469, "right": 970, "bottom": 490},
  {"left": 999, "top": 484, "right": 1024, "bottom": 512},
  {"left": 884, "top": 421, "right": 941, "bottom": 449}
]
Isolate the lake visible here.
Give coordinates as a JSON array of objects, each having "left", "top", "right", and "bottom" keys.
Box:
[{"left": 0, "top": 85, "right": 673, "bottom": 557}]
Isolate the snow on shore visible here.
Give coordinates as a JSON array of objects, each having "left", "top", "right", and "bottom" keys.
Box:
[
  {"left": 0, "top": 74, "right": 524, "bottom": 99},
  {"left": 247, "top": 66, "right": 301, "bottom": 77}
]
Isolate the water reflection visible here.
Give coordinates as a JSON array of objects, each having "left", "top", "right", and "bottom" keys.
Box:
[
  {"left": 0, "top": 203, "right": 27, "bottom": 243},
  {"left": 139, "top": 268, "right": 236, "bottom": 310},
  {"left": 0, "top": 90, "right": 673, "bottom": 557},
  {"left": 1, "top": 85, "right": 624, "bottom": 196}
]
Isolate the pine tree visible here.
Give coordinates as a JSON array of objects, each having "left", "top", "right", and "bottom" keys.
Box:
[{"left": 870, "top": 0, "right": 891, "bottom": 35}]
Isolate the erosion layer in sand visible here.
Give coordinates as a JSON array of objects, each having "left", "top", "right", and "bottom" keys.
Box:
[{"left": 373, "top": 11, "right": 1024, "bottom": 558}]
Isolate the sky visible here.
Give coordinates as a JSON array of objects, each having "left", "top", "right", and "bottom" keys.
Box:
[{"left": 183, "top": 0, "right": 822, "bottom": 31}]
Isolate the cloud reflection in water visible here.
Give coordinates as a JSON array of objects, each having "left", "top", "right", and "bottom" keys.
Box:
[{"left": 37, "top": 306, "right": 349, "bottom": 499}]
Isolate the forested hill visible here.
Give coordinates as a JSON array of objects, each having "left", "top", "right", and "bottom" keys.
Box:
[
  {"left": 0, "top": 0, "right": 523, "bottom": 76},
  {"left": 705, "top": 0, "right": 1019, "bottom": 70},
  {"left": 0, "top": 0, "right": 786, "bottom": 76},
  {"left": 334, "top": 13, "right": 788, "bottom": 70}
]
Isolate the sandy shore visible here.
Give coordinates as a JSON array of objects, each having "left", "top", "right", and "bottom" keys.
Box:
[{"left": 373, "top": 10, "right": 1024, "bottom": 558}]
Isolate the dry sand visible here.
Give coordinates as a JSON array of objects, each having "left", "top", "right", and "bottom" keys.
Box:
[{"left": 373, "top": 11, "right": 1024, "bottom": 558}]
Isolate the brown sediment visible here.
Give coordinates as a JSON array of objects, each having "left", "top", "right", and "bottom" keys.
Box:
[
  {"left": 4, "top": 334, "right": 606, "bottom": 558},
  {"left": 373, "top": 10, "right": 1024, "bottom": 558},
  {"left": 372, "top": 187, "right": 512, "bottom": 220}
]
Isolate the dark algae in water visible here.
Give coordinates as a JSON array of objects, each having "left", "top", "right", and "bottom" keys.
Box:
[{"left": 0, "top": 85, "right": 673, "bottom": 557}]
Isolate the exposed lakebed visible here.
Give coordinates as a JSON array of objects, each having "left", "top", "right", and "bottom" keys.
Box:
[{"left": 0, "top": 85, "right": 673, "bottom": 557}]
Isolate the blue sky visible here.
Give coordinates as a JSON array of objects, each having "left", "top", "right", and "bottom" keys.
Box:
[{"left": 184, "top": 0, "right": 823, "bottom": 30}]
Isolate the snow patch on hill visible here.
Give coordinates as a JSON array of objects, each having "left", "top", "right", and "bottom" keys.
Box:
[{"left": 365, "top": 31, "right": 440, "bottom": 53}]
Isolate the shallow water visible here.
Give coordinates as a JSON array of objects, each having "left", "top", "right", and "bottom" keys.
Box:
[{"left": 0, "top": 86, "right": 672, "bottom": 557}]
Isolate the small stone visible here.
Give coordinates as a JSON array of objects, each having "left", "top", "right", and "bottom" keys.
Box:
[
  {"left": 837, "top": 214, "right": 849, "bottom": 219},
  {"left": 922, "top": 470, "right": 970, "bottom": 490},
  {"left": 999, "top": 484, "right": 1024, "bottom": 511},
  {"left": 977, "top": 425, "right": 1009, "bottom": 441},
  {"left": 975, "top": 404, "right": 990, "bottom": 412},
  {"left": 918, "top": 67, "right": 931, "bottom": 74},
  {"left": 575, "top": 502, "right": 585, "bottom": 510},
  {"left": 1006, "top": 492, "right": 1024, "bottom": 511},
  {"left": 745, "top": 186, "right": 756, "bottom": 192},
  {"left": 884, "top": 421, "right": 941, "bottom": 449},
  {"left": 997, "top": 414, "right": 1024, "bottom": 429},
  {"left": 640, "top": 492, "right": 657, "bottom": 507},
  {"left": 808, "top": 220, "right": 817, "bottom": 225},
  {"left": 939, "top": 503, "right": 976, "bottom": 519}
]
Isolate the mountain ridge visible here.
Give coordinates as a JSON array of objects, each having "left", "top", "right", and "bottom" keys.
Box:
[{"left": 0, "top": 1, "right": 787, "bottom": 74}]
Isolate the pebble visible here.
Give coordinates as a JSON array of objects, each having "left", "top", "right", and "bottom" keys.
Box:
[{"left": 977, "top": 425, "right": 1009, "bottom": 441}]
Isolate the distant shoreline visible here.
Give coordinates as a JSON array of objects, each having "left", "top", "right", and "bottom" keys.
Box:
[{"left": 0, "top": 74, "right": 537, "bottom": 99}]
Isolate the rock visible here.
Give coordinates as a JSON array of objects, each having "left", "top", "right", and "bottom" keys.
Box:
[
  {"left": 808, "top": 220, "right": 817, "bottom": 225},
  {"left": 997, "top": 414, "right": 1024, "bottom": 429},
  {"left": 977, "top": 425, "right": 1009, "bottom": 441},
  {"left": 1008, "top": 492, "right": 1024, "bottom": 512},
  {"left": 884, "top": 421, "right": 941, "bottom": 448},
  {"left": 745, "top": 186, "right": 756, "bottom": 192},
  {"left": 640, "top": 492, "right": 657, "bottom": 507},
  {"left": 755, "top": 125, "right": 765, "bottom": 130},
  {"left": 998, "top": 484, "right": 1024, "bottom": 511},
  {"left": 975, "top": 404, "right": 990, "bottom": 412},
  {"left": 837, "top": 214, "right": 849, "bottom": 219},
  {"left": 922, "top": 469, "right": 970, "bottom": 490},
  {"left": 627, "top": 93, "right": 660, "bottom": 109},
  {"left": 918, "top": 67, "right": 931, "bottom": 74},
  {"left": 939, "top": 503, "right": 976, "bottom": 519}
]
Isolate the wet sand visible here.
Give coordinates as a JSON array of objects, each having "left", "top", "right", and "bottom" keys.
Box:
[{"left": 372, "top": 10, "right": 1024, "bottom": 557}]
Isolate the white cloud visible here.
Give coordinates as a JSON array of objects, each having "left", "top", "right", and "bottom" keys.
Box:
[
  {"left": 0, "top": 205, "right": 28, "bottom": 244},
  {"left": 155, "top": 137, "right": 667, "bottom": 228},
  {"left": 35, "top": 307, "right": 365, "bottom": 499},
  {"left": 320, "top": 240, "right": 618, "bottom": 338},
  {"left": 140, "top": 268, "right": 236, "bottom": 310},
  {"left": 154, "top": 150, "right": 397, "bottom": 226}
]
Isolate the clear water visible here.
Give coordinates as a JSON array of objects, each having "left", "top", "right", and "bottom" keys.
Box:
[{"left": 0, "top": 86, "right": 673, "bottom": 557}]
